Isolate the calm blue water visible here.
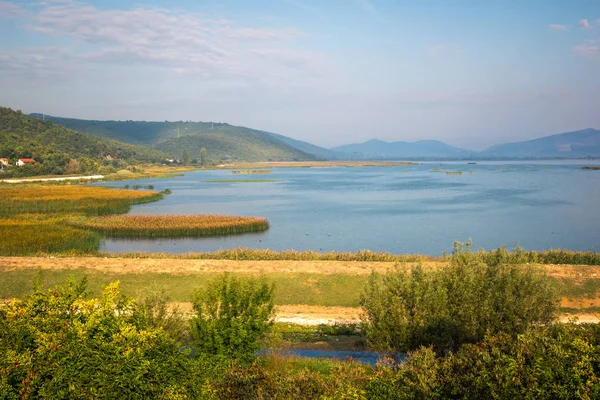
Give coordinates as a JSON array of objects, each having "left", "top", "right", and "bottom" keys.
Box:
[
  {"left": 257, "top": 349, "right": 404, "bottom": 365},
  {"left": 98, "top": 160, "right": 600, "bottom": 255}
]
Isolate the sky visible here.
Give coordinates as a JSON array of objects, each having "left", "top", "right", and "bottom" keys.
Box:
[{"left": 1, "top": 0, "right": 599, "bottom": 150}]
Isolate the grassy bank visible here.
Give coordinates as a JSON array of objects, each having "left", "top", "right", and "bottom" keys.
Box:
[
  {"left": 66, "top": 214, "right": 269, "bottom": 238},
  {"left": 101, "top": 246, "right": 600, "bottom": 265},
  {"left": 1, "top": 265, "right": 598, "bottom": 312}
]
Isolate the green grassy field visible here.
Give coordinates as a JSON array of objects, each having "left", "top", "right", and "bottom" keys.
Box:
[
  {"left": 1, "top": 267, "right": 597, "bottom": 312},
  {"left": 0, "top": 269, "right": 365, "bottom": 306}
]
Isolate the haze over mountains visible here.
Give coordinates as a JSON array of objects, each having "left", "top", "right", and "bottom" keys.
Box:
[{"left": 23, "top": 112, "right": 600, "bottom": 161}]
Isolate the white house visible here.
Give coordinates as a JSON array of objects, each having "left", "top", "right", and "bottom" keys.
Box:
[
  {"left": 16, "top": 158, "right": 36, "bottom": 166},
  {"left": 0, "top": 158, "right": 8, "bottom": 167}
]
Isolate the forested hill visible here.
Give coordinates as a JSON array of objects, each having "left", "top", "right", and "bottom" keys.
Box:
[
  {"left": 153, "top": 126, "right": 316, "bottom": 162},
  {"left": 0, "top": 107, "right": 166, "bottom": 176},
  {"left": 31, "top": 114, "right": 318, "bottom": 162}
]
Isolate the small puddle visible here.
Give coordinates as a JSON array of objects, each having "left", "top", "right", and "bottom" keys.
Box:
[{"left": 258, "top": 349, "right": 405, "bottom": 365}]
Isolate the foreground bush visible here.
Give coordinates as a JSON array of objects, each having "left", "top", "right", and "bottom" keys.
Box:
[
  {"left": 0, "top": 277, "right": 200, "bottom": 398},
  {"left": 361, "top": 241, "right": 558, "bottom": 354},
  {"left": 191, "top": 274, "right": 276, "bottom": 360},
  {"left": 366, "top": 324, "right": 600, "bottom": 399}
]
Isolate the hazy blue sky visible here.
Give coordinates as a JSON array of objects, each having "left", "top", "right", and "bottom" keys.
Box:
[{"left": 1, "top": 0, "right": 599, "bottom": 149}]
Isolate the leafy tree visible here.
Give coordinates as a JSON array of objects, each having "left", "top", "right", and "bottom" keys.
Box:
[
  {"left": 190, "top": 274, "right": 275, "bottom": 360},
  {"left": 200, "top": 147, "right": 207, "bottom": 165},
  {"left": 182, "top": 150, "right": 190, "bottom": 165},
  {"left": 361, "top": 241, "right": 558, "bottom": 354}
]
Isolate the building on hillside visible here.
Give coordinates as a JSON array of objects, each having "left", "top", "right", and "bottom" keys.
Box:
[
  {"left": 16, "top": 158, "right": 36, "bottom": 166},
  {"left": 0, "top": 158, "right": 8, "bottom": 167}
]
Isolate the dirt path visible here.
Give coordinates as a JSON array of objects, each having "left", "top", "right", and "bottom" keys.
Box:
[
  {"left": 3, "top": 256, "right": 600, "bottom": 278},
  {"left": 0, "top": 256, "right": 401, "bottom": 275},
  {"left": 0, "top": 175, "right": 104, "bottom": 183}
]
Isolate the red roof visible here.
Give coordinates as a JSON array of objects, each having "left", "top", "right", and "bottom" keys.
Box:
[
  {"left": 0, "top": 158, "right": 8, "bottom": 161},
  {"left": 19, "top": 158, "right": 36, "bottom": 163}
]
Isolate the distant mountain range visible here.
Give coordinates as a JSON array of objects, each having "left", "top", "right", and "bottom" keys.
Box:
[
  {"left": 482, "top": 128, "right": 600, "bottom": 158},
  {"left": 332, "top": 139, "right": 476, "bottom": 159},
  {"left": 334, "top": 129, "right": 600, "bottom": 159},
  {"left": 26, "top": 112, "right": 600, "bottom": 161}
]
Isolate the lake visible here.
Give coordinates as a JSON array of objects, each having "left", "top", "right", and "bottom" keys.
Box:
[{"left": 99, "top": 160, "right": 600, "bottom": 255}]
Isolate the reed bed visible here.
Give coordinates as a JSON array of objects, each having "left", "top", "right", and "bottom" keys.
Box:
[
  {"left": 232, "top": 170, "right": 272, "bottom": 174},
  {"left": 581, "top": 166, "right": 600, "bottom": 170},
  {"left": 67, "top": 214, "right": 270, "bottom": 238},
  {"left": 101, "top": 247, "right": 600, "bottom": 265},
  {"left": 0, "top": 186, "right": 163, "bottom": 217},
  {"left": 105, "top": 248, "right": 436, "bottom": 262},
  {"left": 445, "top": 171, "right": 462, "bottom": 175},
  {"left": 0, "top": 218, "right": 100, "bottom": 256}
]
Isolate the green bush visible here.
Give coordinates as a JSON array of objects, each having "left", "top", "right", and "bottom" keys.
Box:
[
  {"left": 0, "top": 276, "right": 200, "bottom": 398},
  {"left": 366, "top": 324, "right": 600, "bottom": 400},
  {"left": 361, "top": 241, "right": 558, "bottom": 354},
  {"left": 190, "top": 274, "right": 275, "bottom": 360}
]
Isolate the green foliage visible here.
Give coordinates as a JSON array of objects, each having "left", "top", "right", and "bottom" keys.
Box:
[
  {"left": 0, "top": 276, "right": 199, "bottom": 398},
  {"left": 366, "top": 324, "right": 600, "bottom": 400},
  {"left": 361, "top": 241, "right": 559, "bottom": 354},
  {"left": 0, "top": 107, "right": 166, "bottom": 177},
  {"left": 200, "top": 147, "right": 207, "bottom": 165},
  {"left": 182, "top": 149, "right": 190, "bottom": 165},
  {"left": 191, "top": 274, "right": 275, "bottom": 360}
]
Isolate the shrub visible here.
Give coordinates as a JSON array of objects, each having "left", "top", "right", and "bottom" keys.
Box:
[
  {"left": 361, "top": 241, "right": 558, "bottom": 354},
  {"left": 190, "top": 274, "right": 275, "bottom": 360},
  {"left": 366, "top": 324, "right": 600, "bottom": 400},
  {"left": 0, "top": 276, "right": 199, "bottom": 398}
]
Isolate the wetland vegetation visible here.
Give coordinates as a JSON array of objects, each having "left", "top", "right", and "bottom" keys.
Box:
[
  {"left": 67, "top": 214, "right": 269, "bottom": 238},
  {"left": 0, "top": 184, "right": 269, "bottom": 255},
  {"left": 204, "top": 179, "right": 281, "bottom": 183}
]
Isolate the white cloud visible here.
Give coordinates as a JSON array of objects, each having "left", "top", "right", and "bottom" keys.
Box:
[
  {"left": 0, "top": 2, "right": 20, "bottom": 17},
  {"left": 5, "top": 1, "right": 330, "bottom": 83},
  {"left": 573, "top": 44, "right": 598, "bottom": 58},
  {"left": 579, "top": 19, "right": 591, "bottom": 28},
  {"left": 548, "top": 24, "right": 568, "bottom": 31}
]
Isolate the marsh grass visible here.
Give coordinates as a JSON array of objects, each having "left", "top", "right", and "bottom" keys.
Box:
[
  {"left": 67, "top": 214, "right": 269, "bottom": 238},
  {"left": 232, "top": 170, "right": 272, "bottom": 174},
  {"left": 0, "top": 218, "right": 100, "bottom": 256},
  {"left": 204, "top": 179, "right": 281, "bottom": 183},
  {"left": 101, "top": 246, "right": 600, "bottom": 265},
  {"left": 0, "top": 186, "right": 163, "bottom": 217},
  {"left": 0, "top": 186, "right": 162, "bottom": 255}
]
